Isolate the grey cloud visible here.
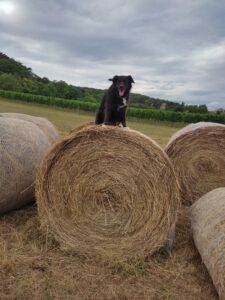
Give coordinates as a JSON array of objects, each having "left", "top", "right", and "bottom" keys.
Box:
[{"left": 0, "top": 0, "right": 225, "bottom": 109}]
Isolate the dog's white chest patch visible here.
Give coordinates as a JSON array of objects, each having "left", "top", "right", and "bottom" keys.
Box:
[{"left": 122, "top": 98, "right": 127, "bottom": 106}]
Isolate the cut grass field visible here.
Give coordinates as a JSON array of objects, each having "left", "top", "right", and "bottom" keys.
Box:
[
  {"left": 0, "top": 98, "right": 218, "bottom": 299},
  {"left": 0, "top": 98, "right": 184, "bottom": 147}
]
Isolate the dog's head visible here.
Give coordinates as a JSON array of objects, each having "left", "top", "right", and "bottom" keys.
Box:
[{"left": 109, "top": 75, "right": 135, "bottom": 97}]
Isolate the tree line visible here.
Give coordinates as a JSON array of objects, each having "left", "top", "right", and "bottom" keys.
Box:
[
  {"left": 0, "top": 52, "right": 212, "bottom": 113},
  {"left": 1, "top": 90, "right": 224, "bottom": 124}
]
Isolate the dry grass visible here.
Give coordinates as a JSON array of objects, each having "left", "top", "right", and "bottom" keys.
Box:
[
  {"left": 165, "top": 122, "right": 225, "bottom": 205},
  {"left": 0, "top": 205, "right": 218, "bottom": 299},
  {"left": 36, "top": 125, "right": 180, "bottom": 262},
  {"left": 0, "top": 99, "right": 219, "bottom": 299},
  {"left": 191, "top": 188, "right": 225, "bottom": 299},
  {"left": 0, "top": 113, "right": 59, "bottom": 143},
  {"left": 0, "top": 117, "right": 52, "bottom": 214},
  {"left": 0, "top": 98, "right": 184, "bottom": 147}
]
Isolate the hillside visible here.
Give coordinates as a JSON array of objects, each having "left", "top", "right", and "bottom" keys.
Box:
[
  {"left": 0, "top": 52, "right": 38, "bottom": 79},
  {"left": 0, "top": 52, "right": 207, "bottom": 113}
]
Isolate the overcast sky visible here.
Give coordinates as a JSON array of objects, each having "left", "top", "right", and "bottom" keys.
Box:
[{"left": 0, "top": 0, "right": 225, "bottom": 110}]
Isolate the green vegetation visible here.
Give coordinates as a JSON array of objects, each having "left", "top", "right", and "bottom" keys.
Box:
[
  {"left": 0, "top": 52, "right": 35, "bottom": 78},
  {"left": 0, "top": 52, "right": 211, "bottom": 113},
  {"left": 0, "top": 98, "right": 184, "bottom": 147},
  {"left": 1, "top": 90, "right": 224, "bottom": 124}
]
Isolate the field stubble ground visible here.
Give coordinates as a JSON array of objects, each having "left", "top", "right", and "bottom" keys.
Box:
[{"left": 0, "top": 98, "right": 218, "bottom": 299}]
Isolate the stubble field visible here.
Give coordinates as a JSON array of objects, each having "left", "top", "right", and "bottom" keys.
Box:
[{"left": 0, "top": 98, "right": 218, "bottom": 300}]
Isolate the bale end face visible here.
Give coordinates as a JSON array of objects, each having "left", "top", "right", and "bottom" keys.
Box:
[
  {"left": 36, "top": 124, "right": 180, "bottom": 261},
  {"left": 165, "top": 122, "right": 225, "bottom": 205}
]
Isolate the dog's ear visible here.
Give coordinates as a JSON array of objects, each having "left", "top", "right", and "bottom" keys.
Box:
[
  {"left": 128, "top": 75, "right": 135, "bottom": 83},
  {"left": 108, "top": 75, "right": 118, "bottom": 83}
]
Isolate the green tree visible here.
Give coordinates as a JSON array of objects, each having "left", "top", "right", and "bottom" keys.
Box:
[{"left": 0, "top": 73, "right": 20, "bottom": 91}]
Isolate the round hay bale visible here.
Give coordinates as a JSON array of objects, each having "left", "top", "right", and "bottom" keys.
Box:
[
  {"left": 0, "top": 117, "right": 51, "bottom": 215},
  {"left": 36, "top": 125, "right": 180, "bottom": 261},
  {"left": 0, "top": 113, "right": 59, "bottom": 143},
  {"left": 165, "top": 122, "right": 225, "bottom": 205},
  {"left": 190, "top": 188, "right": 225, "bottom": 299}
]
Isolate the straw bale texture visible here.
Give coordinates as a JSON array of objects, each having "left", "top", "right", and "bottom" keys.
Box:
[
  {"left": 190, "top": 187, "right": 225, "bottom": 299},
  {"left": 165, "top": 122, "right": 225, "bottom": 205},
  {"left": 36, "top": 124, "right": 180, "bottom": 261},
  {"left": 0, "top": 113, "right": 59, "bottom": 143},
  {"left": 0, "top": 117, "right": 51, "bottom": 215}
]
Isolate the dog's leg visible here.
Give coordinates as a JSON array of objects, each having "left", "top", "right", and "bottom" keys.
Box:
[
  {"left": 121, "top": 111, "right": 127, "bottom": 127},
  {"left": 95, "top": 109, "right": 104, "bottom": 124},
  {"left": 122, "top": 120, "right": 126, "bottom": 127},
  {"left": 104, "top": 107, "right": 113, "bottom": 125}
]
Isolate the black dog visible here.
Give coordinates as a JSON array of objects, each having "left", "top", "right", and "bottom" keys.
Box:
[{"left": 95, "top": 75, "right": 135, "bottom": 127}]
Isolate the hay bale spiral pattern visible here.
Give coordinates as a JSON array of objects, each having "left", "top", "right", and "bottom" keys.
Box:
[
  {"left": 191, "top": 188, "right": 225, "bottom": 299},
  {"left": 36, "top": 125, "right": 180, "bottom": 261},
  {"left": 165, "top": 122, "right": 225, "bottom": 205}
]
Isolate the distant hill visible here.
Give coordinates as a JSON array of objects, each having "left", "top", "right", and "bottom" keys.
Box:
[
  {"left": 0, "top": 52, "right": 38, "bottom": 79},
  {"left": 0, "top": 52, "right": 208, "bottom": 113}
]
